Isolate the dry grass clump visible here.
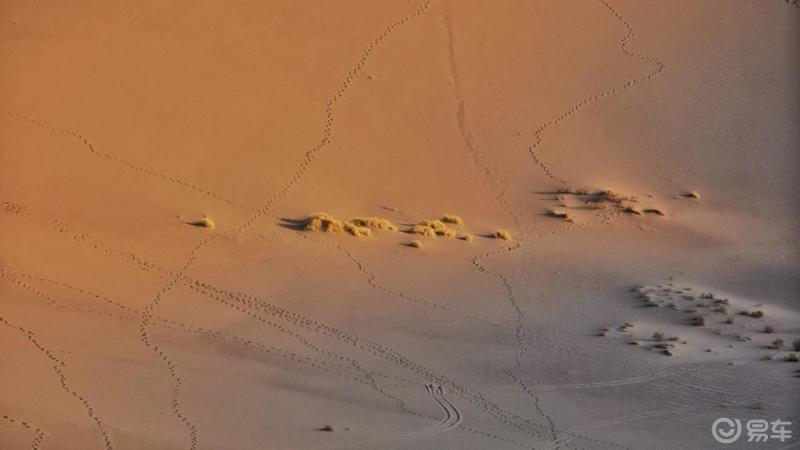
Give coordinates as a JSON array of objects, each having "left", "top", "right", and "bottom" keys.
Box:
[
  {"left": 343, "top": 222, "right": 371, "bottom": 237},
  {"left": 693, "top": 315, "right": 706, "bottom": 326},
  {"left": 188, "top": 217, "right": 215, "bottom": 229},
  {"left": 793, "top": 338, "right": 800, "bottom": 352},
  {"left": 763, "top": 324, "right": 775, "bottom": 334},
  {"left": 642, "top": 208, "right": 666, "bottom": 217},
  {"left": 412, "top": 219, "right": 456, "bottom": 237},
  {"left": 785, "top": 353, "right": 800, "bottom": 362},
  {"left": 749, "top": 310, "right": 765, "bottom": 319},
  {"left": 492, "top": 229, "right": 513, "bottom": 241},
  {"left": 653, "top": 331, "right": 665, "bottom": 342},
  {"left": 622, "top": 206, "right": 642, "bottom": 215},
  {"left": 459, "top": 234, "right": 474, "bottom": 242},
  {"left": 350, "top": 217, "right": 398, "bottom": 232},
  {"left": 408, "top": 240, "right": 423, "bottom": 249},
  {"left": 684, "top": 191, "right": 701, "bottom": 199},
  {"left": 772, "top": 339, "right": 784, "bottom": 350},
  {"left": 441, "top": 214, "right": 465, "bottom": 226},
  {"left": 304, "top": 213, "right": 371, "bottom": 237},
  {"left": 724, "top": 316, "right": 735, "bottom": 324},
  {"left": 590, "top": 189, "right": 638, "bottom": 205},
  {"left": 304, "top": 212, "right": 345, "bottom": 233}
]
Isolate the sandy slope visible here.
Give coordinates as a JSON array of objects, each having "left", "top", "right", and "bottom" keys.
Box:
[{"left": 1, "top": 1, "right": 799, "bottom": 449}]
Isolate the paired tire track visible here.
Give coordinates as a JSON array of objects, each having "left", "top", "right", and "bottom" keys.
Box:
[
  {"left": 422, "top": 384, "right": 463, "bottom": 435},
  {"left": 2, "top": 202, "right": 549, "bottom": 447},
  {"left": 0, "top": 317, "right": 113, "bottom": 450}
]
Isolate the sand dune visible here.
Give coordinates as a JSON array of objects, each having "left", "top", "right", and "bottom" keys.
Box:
[{"left": 2, "top": 1, "right": 799, "bottom": 449}]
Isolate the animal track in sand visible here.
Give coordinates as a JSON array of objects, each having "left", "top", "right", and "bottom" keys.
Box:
[
  {"left": 523, "top": 0, "right": 666, "bottom": 194},
  {"left": 0, "top": 317, "right": 113, "bottom": 450},
  {"left": 128, "top": 4, "right": 437, "bottom": 445},
  {"left": 1, "top": 415, "right": 45, "bottom": 450},
  {"left": 0, "top": 109, "right": 255, "bottom": 212},
  {"left": 3, "top": 203, "right": 551, "bottom": 446}
]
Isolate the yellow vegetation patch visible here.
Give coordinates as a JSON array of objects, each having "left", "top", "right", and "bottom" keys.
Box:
[
  {"left": 412, "top": 219, "right": 456, "bottom": 237},
  {"left": 304, "top": 212, "right": 345, "bottom": 233},
  {"left": 188, "top": 217, "right": 215, "bottom": 229},
  {"left": 493, "top": 229, "right": 513, "bottom": 241},
  {"left": 441, "top": 214, "right": 465, "bottom": 226},
  {"left": 343, "top": 222, "right": 372, "bottom": 237},
  {"left": 303, "top": 212, "right": 371, "bottom": 237},
  {"left": 459, "top": 234, "right": 474, "bottom": 242},
  {"left": 350, "top": 217, "right": 398, "bottom": 231}
]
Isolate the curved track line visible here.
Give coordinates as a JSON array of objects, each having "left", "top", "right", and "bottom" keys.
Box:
[
  {"left": 524, "top": 0, "right": 666, "bottom": 189},
  {"left": 300, "top": 232, "right": 500, "bottom": 329},
  {"left": 2, "top": 202, "right": 548, "bottom": 446},
  {"left": 1, "top": 414, "right": 45, "bottom": 450},
  {"left": 422, "top": 384, "right": 463, "bottom": 435},
  {"left": 0, "top": 109, "right": 254, "bottom": 212},
  {"left": 442, "top": 3, "right": 524, "bottom": 230},
  {"left": 129, "top": 3, "right": 436, "bottom": 448},
  {"left": 0, "top": 317, "right": 113, "bottom": 449}
]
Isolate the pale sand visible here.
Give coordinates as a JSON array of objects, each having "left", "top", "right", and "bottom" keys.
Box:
[{"left": 1, "top": 1, "right": 799, "bottom": 449}]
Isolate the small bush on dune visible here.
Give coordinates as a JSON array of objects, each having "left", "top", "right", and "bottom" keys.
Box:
[
  {"left": 793, "top": 338, "right": 800, "bottom": 352},
  {"left": 408, "top": 240, "right": 423, "bottom": 249},
  {"left": 694, "top": 315, "right": 706, "bottom": 326},
  {"left": 413, "top": 220, "right": 456, "bottom": 237},
  {"left": 441, "top": 214, "right": 465, "bottom": 226},
  {"left": 772, "top": 339, "right": 784, "bottom": 350},
  {"left": 304, "top": 213, "right": 371, "bottom": 237},
  {"left": 493, "top": 229, "right": 513, "bottom": 241},
  {"left": 653, "top": 331, "right": 665, "bottom": 342},
  {"left": 350, "top": 217, "right": 398, "bottom": 232},
  {"left": 785, "top": 353, "right": 800, "bottom": 362},
  {"left": 460, "top": 234, "right": 474, "bottom": 242},
  {"left": 188, "top": 217, "right": 215, "bottom": 229},
  {"left": 412, "top": 224, "right": 437, "bottom": 237},
  {"left": 643, "top": 208, "right": 666, "bottom": 217},
  {"left": 764, "top": 324, "right": 775, "bottom": 334},
  {"left": 343, "top": 222, "right": 371, "bottom": 237},
  {"left": 304, "top": 212, "right": 344, "bottom": 233},
  {"left": 750, "top": 310, "right": 765, "bottom": 319}
]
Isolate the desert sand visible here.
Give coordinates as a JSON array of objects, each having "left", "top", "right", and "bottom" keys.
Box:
[{"left": 1, "top": 1, "right": 799, "bottom": 449}]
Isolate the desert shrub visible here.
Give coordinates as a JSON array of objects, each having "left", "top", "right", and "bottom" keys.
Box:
[
  {"left": 343, "top": 222, "right": 371, "bottom": 237},
  {"left": 493, "top": 229, "right": 513, "bottom": 241},
  {"left": 188, "top": 217, "right": 215, "bottom": 229},
  {"left": 772, "top": 339, "right": 784, "bottom": 350},
  {"left": 694, "top": 315, "right": 706, "bottom": 326},
  {"left": 350, "top": 217, "right": 398, "bottom": 231},
  {"left": 653, "top": 331, "right": 665, "bottom": 342},
  {"left": 459, "top": 234, "right": 474, "bottom": 242},
  {"left": 785, "top": 353, "right": 799, "bottom": 362},
  {"left": 441, "top": 214, "right": 465, "bottom": 226},
  {"left": 304, "top": 212, "right": 344, "bottom": 233},
  {"left": 408, "top": 240, "right": 423, "bottom": 249},
  {"left": 793, "top": 338, "right": 800, "bottom": 352},
  {"left": 764, "top": 324, "right": 775, "bottom": 334},
  {"left": 750, "top": 310, "right": 764, "bottom": 319}
]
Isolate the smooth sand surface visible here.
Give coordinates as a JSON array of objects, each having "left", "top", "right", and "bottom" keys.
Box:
[{"left": 2, "top": 1, "right": 799, "bottom": 449}]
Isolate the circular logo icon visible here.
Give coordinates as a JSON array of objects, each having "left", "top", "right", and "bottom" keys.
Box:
[{"left": 712, "top": 418, "right": 742, "bottom": 444}]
